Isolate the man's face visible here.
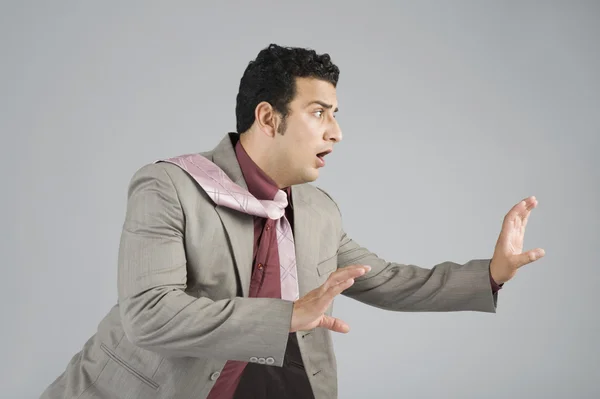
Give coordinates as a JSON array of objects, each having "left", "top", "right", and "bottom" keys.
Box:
[{"left": 272, "top": 77, "right": 342, "bottom": 187}]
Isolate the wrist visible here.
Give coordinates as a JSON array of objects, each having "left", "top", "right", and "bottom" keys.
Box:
[{"left": 489, "top": 259, "right": 506, "bottom": 285}]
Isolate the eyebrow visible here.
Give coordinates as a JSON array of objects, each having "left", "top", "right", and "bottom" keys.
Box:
[{"left": 306, "top": 100, "right": 339, "bottom": 113}]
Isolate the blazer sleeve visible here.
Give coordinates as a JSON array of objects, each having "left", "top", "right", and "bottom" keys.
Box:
[
  {"left": 316, "top": 188, "right": 498, "bottom": 313},
  {"left": 117, "top": 163, "right": 293, "bottom": 367}
]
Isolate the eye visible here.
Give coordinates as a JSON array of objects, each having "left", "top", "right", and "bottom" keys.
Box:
[{"left": 313, "top": 110, "right": 324, "bottom": 118}]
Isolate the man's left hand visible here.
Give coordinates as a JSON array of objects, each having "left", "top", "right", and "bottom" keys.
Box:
[{"left": 490, "top": 196, "right": 545, "bottom": 285}]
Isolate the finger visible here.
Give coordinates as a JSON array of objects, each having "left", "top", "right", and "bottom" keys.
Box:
[
  {"left": 522, "top": 197, "right": 538, "bottom": 228},
  {"left": 311, "top": 278, "right": 355, "bottom": 317},
  {"left": 336, "top": 264, "right": 371, "bottom": 276},
  {"left": 320, "top": 314, "right": 350, "bottom": 333},
  {"left": 514, "top": 196, "right": 538, "bottom": 218},
  {"left": 329, "top": 277, "right": 356, "bottom": 296},
  {"left": 502, "top": 197, "right": 537, "bottom": 233},
  {"left": 520, "top": 197, "right": 537, "bottom": 218},
  {"left": 507, "top": 196, "right": 535, "bottom": 215},
  {"left": 522, "top": 196, "right": 537, "bottom": 209},
  {"left": 516, "top": 248, "right": 546, "bottom": 268},
  {"left": 325, "top": 265, "right": 370, "bottom": 287},
  {"left": 321, "top": 278, "right": 356, "bottom": 305}
]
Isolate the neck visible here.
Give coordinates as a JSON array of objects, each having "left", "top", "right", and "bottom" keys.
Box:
[{"left": 239, "top": 131, "right": 289, "bottom": 189}]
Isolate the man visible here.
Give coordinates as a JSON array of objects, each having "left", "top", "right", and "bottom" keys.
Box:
[{"left": 40, "top": 44, "right": 545, "bottom": 399}]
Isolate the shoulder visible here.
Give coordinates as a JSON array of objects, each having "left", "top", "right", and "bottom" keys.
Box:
[
  {"left": 126, "top": 151, "right": 213, "bottom": 194},
  {"left": 294, "top": 183, "right": 343, "bottom": 218}
]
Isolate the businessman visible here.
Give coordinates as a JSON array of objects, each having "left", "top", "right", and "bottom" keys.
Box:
[{"left": 41, "top": 44, "right": 545, "bottom": 399}]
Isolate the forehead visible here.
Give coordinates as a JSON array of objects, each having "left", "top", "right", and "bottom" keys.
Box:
[{"left": 291, "top": 77, "right": 338, "bottom": 108}]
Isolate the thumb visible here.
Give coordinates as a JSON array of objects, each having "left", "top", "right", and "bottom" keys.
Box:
[
  {"left": 319, "top": 315, "right": 350, "bottom": 333},
  {"left": 516, "top": 248, "right": 546, "bottom": 268}
]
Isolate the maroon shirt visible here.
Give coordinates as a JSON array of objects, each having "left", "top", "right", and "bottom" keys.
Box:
[
  {"left": 207, "top": 134, "right": 502, "bottom": 398},
  {"left": 206, "top": 138, "right": 297, "bottom": 399}
]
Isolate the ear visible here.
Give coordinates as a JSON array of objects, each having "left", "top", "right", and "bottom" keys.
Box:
[{"left": 254, "top": 101, "right": 279, "bottom": 137}]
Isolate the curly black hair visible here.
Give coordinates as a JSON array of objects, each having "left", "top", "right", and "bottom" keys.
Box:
[{"left": 235, "top": 44, "right": 340, "bottom": 134}]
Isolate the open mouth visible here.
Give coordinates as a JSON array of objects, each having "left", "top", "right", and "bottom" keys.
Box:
[
  {"left": 317, "top": 149, "right": 332, "bottom": 158},
  {"left": 316, "top": 149, "right": 332, "bottom": 166}
]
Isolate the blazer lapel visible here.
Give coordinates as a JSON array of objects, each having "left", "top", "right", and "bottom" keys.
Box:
[
  {"left": 210, "top": 133, "right": 255, "bottom": 298},
  {"left": 215, "top": 206, "right": 254, "bottom": 298},
  {"left": 291, "top": 186, "right": 320, "bottom": 297}
]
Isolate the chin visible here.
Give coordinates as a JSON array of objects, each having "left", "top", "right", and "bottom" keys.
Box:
[{"left": 302, "top": 170, "right": 319, "bottom": 183}]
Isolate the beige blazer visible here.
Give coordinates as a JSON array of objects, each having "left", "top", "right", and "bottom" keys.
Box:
[{"left": 40, "top": 133, "right": 498, "bottom": 399}]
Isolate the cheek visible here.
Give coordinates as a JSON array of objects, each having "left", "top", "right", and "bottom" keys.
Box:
[
  {"left": 287, "top": 140, "right": 311, "bottom": 159},
  {"left": 290, "top": 147, "right": 309, "bottom": 165}
]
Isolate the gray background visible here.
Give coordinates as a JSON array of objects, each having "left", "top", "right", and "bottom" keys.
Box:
[{"left": 2, "top": 1, "right": 599, "bottom": 398}]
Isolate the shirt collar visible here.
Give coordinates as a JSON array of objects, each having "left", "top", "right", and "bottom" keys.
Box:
[{"left": 234, "top": 137, "right": 293, "bottom": 207}]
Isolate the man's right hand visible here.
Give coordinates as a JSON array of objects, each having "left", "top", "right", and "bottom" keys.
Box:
[{"left": 289, "top": 264, "right": 371, "bottom": 333}]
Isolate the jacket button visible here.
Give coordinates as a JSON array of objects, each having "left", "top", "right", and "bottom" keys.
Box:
[
  {"left": 258, "top": 357, "right": 266, "bottom": 364},
  {"left": 266, "top": 357, "right": 275, "bottom": 365},
  {"left": 210, "top": 371, "right": 221, "bottom": 381},
  {"left": 250, "top": 357, "right": 258, "bottom": 363}
]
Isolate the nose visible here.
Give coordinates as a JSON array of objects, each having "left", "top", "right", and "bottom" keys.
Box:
[{"left": 325, "top": 118, "right": 342, "bottom": 143}]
